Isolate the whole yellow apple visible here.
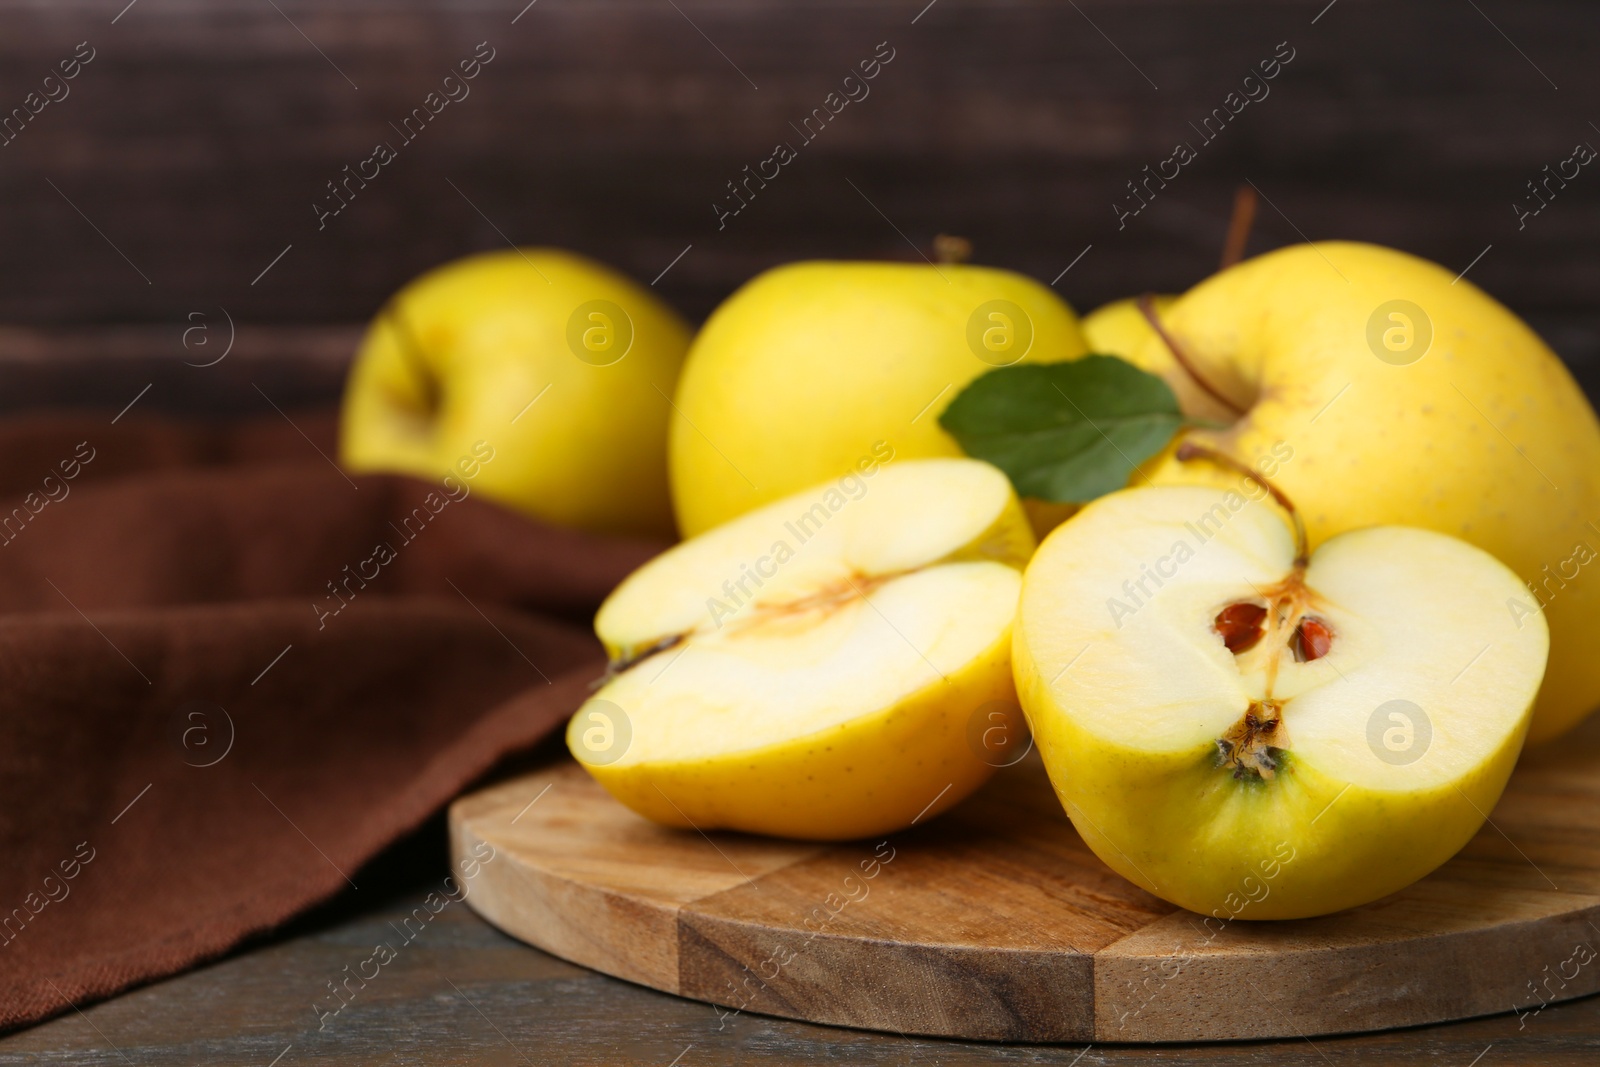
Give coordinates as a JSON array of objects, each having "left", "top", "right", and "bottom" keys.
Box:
[
  {"left": 339, "top": 248, "right": 692, "bottom": 539},
  {"left": 1128, "top": 241, "right": 1600, "bottom": 741},
  {"left": 669, "top": 260, "right": 1089, "bottom": 537}
]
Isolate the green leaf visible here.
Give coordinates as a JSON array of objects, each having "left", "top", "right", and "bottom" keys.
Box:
[{"left": 938, "top": 355, "right": 1185, "bottom": 504}]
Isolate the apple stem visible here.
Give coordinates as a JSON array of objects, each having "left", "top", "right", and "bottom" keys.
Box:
[
  {"left": 934, "top": 234, "right": 972, "bottom": 265},
  {"left": 1219, "top": 185, "right": 1258, "bottom": 270},
  {"left": 1175, "top": 441, "right": 1309, "bottom": 566},
  {"left": 386, "top": 305, "right": 443, "bottom": 418},
  {"left": 1137, "top": 294, "right": 1246, "bottom": 418}
]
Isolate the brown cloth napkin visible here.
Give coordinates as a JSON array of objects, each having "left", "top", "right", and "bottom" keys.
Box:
[{"left": 0, "top": 412, "right": 660, "bottom": 1031}]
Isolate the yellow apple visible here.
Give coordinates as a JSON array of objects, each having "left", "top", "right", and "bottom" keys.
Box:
[
  {"left": 1125, "top": 242, "right": 1600, "bottom": 741},
  {"left": 1081, "top": 294, "right": 1175, "bottom": 364},
  {"left": 569, "top": 458, "right": 1035, "bottom": 839},
  {"left": 668, "top": 260, "right": 1089, "bottom": 538},
  {"left": 339, "top": 248, "right": 692, "bottom": 539},
  {"left": 1014, "top": 483, "right": 1548, "bottom": 918}
]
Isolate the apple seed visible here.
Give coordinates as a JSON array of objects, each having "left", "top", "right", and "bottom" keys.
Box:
[
  {"left": 1214, "top": 601, "right": 1268, "bottom": 654},
  {"left": 1293, "top": 616, "right": 1334, "bottom": 662}
]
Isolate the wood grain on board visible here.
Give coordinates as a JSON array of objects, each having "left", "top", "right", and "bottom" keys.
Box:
[
  {"left": 8, "top": 879, "right": 1600, "bottom": 1066},
  {"left": 450, "top": 715, "right": 1600, "bottom": 1043}
]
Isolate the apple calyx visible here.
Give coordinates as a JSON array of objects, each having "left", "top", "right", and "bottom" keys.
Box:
[
  {"left": 1138, "top": 294, "right": 1248, "bottom": 418},
  {"left": 1216, "top": 699, "right": 1288, "bottom": 779}
]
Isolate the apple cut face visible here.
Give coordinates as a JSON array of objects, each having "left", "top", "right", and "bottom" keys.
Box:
[
  {"left": 569, "top": 458, "right": 1036, "bottom": 840},
  {"left": 1015, "top": 485, "right": 1549, "bottom": 919}
]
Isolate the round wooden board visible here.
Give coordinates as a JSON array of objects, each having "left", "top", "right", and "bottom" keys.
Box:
[{"left": 448, "top": 717, "right": 1600, "bottom": 1043}]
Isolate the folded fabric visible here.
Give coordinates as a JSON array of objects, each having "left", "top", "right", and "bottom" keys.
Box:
[{"left": 0, "top": 412, "right": 659, "bottom": 1030}]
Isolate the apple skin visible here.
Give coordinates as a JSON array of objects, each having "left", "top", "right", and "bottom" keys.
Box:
[
  {"left": 669, "top": 260, "right": 1089, "bottom": 538},
  {"left": 1081, "top": 294, "right": 1175, "bottom": 361},
  {"left": 1129, "top": 242, "right": 1600, "bottom": 742},
  {"left": 339, "top": 248, "right": 692, "bottom": 539},
  {"left": 572, "top": 623, "right": 1020, "bottom": 840},
  {"left": 1014, "top": 662, "right": 1529, "bottom": 920}
]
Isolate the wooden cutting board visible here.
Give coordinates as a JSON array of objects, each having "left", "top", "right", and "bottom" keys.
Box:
[{"left": 448, "top": 718, "right": 1600, "bottom": 1043}]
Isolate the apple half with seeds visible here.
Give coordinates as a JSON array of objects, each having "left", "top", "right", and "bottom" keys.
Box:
[
  {"left": 1014, "top": 454, "right": 1549, "bottom": 918},
  {"left": 569, "top": 458, "right": 1036, "bottom": 839}
]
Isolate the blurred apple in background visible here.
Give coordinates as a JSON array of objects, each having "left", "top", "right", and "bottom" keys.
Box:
[
  {"left": 1080, "top": 293, "right": 1175, "bottom": 363},
  {"left": 669, "top": 255, "right": 1089, "bottom": 538},
  {"left": 340, "top": 249, "right": 692, "bottom": 539}
]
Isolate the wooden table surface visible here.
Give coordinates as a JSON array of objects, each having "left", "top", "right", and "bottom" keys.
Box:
[{"left": 0, "top": 834, "right": 1593, "bottom": 1066}]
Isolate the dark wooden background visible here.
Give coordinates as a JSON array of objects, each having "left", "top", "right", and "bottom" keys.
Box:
[{"left": 1, "top": 0, "right": 1598, "bottom": 413}]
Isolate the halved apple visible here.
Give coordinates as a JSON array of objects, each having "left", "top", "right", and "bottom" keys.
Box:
[
  {"left": 1014, "top": 481, "right": 1549, "bottom": 918},
  {"left": 568, "top": 458, "right": 1036, "bottom": 839}
]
